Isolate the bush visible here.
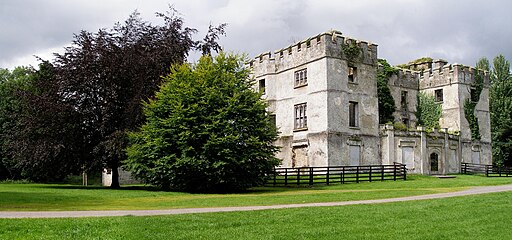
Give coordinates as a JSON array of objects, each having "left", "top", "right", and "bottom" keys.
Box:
[{"left": 125, "top": 53, "right": 280, "bottom": 192}]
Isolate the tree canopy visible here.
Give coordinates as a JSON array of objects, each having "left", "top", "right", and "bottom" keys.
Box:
[
  {"left": 489, "top": 55, "right": 512, "bottom": 166},
  {"left": 2, "top": 7, "right": 226, "bottom": 184},
  {"left": 125, "top": 53, "right": 279, "bottom": 192}
]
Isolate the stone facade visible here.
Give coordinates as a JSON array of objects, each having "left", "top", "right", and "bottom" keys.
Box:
[
  {"left": 251, "top": 30, "right": 492, "bottom": 174},
  {"left": 251, "top": 30, "right": 381, "bottom": 168}
]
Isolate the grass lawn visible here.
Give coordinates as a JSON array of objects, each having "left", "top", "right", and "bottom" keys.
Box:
[
  {"left": 0, "top": 174, "right": 511, "bottom": 211},
  {"left": 1, "top": 191, "right": 511, "bottom": 239}
]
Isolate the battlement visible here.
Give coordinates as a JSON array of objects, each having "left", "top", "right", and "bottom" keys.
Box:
[
  {"left": 250, "top": 30, "right": 378, "bottom": 74},
  {"left": 418, "top": 61, "right": 490, "bottom": 88}
]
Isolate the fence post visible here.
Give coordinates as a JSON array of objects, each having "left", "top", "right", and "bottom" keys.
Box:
[
  {"left": 356, "top": 166, "right": 360, "bottom": 183},
  {"left": 403, "top": 164, "right": 407, "bottom": 180},
  {"left": 309, "top": 167, "right": 313, "bottom": 185},
  {"left": 369, "top": 166, "right": 372, "bottom": 182},
  {"left": 485, "top": 165, "right": 489, "bottom": 177},
  {"left": 297, "top": 168, "right": 300, "bottom": 185},
  {"left": 273, "top": 167, "right": 276, "bottom": 186},
  {"left": 284, "top": 168, "right": 288, "bottom": 186},
  {"left": 341, "top": 166, "right": 345, "bottom": 184},
  {"left": 381, "top": 166, "right": 384, "bottom": 181},
  {"left": 393, "top": 164, "right": 397, "bottom": 181},
  {"left": 326, "top": 167, "right": 330, "bottom": 185}
]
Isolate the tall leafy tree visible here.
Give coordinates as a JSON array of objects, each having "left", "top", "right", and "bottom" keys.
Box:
[
  {"left": 125, "top": 53, "right": 279, "bottom": 192},
  {"left": 9, "top": 62, "right": 87, "bottom": 181},
  {"left": 489, "top": 55, "right": 512, "bottom": 166},
  {"left": 0, "top": 66, "right": 34, "bottom": 180},
  {"left": 12, "top": 7, "right": 225, "bottom": 186}
]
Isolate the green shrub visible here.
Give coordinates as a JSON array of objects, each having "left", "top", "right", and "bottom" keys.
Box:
[{"left": 125, "top": 53, "right": 280, "bottom": 193}]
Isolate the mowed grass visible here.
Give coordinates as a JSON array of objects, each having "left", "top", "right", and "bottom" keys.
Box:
[
  {"left": 0, "top": 174, "right": 511, "bottom": 211},
  {"left": 1, "top": 191, "right": 511, "bottom": 239}
]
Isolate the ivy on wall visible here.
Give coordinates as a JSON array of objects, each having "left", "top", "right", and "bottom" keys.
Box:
[
  {"left": 464, "top": 70, "right": 484, "bottom": 140},
  {"left": 416, "top": 92, "right": 442, "bottom": 130},
  {"left": 377, "top": 59, "right": 397, "bottom": 124},
  {"left": 342, "top": 41, "right": 361, "bottom": 61}
]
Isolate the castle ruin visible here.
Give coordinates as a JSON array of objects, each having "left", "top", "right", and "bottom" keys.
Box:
[{"left": 250, "top": 30, "right": 491, "bottom": 175}]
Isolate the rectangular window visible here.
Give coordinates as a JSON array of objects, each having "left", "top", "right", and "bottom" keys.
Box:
[
  {"left": 294, "top": 103, "right": 307, "bottom": 130},
  {"left": 470, "top": 88, "right": 478, "bottom": 102},
  {"left": 348, "top": 66, "right": 357, "bottom": 83},
  {"left": 402, "top": 118, "right": 410, "bottom": 128},
  {"left": 349, "top": 101, "right": 359, "bottom": 128},
  {"left": 294, "top": 69, "right": 307, "bottom": 87},
  {"left": 435, "top": 89, "right": 443, "bottom": 102},
  {"left": 401, "top": 90, "right": 408, "bottom": 109},
  {"left": 259, "top": 79, "right": 266, "bottom": 94}
]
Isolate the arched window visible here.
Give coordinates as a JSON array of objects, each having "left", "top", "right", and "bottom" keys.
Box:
[{"left": 430, "top": 153, "right": 439, "bottom": 172}]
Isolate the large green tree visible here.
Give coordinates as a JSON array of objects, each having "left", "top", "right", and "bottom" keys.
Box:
[
  {"left": 125, "top": 53, "right": 279, "bottom": 192},
  {"left": 9, "top": 62, "right": 87, "bottom": 181},
  {"left": 0, "top": 66, "right": 34, "bottom": 180},
  {"left": 11, "top": 7, "right": 225, "bottom": 186},
  {"left": 489, "top": 55, "right": 512, "bottom": 166}
]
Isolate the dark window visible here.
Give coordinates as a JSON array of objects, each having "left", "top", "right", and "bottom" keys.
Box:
[
  {"left": 349, "top": 101, "right": 359, "bottom": 127},
  {"left": 402, "top": 118, "right": 410, "bottom": 128},
  {"left": 430, "top": 153, "right": 439, "bottom": 171},
  {"left": 294, "top": 103, "right": 307, "bottom": 130},
  {"left": 348, "top": 66, "right": 357, "bottom": 83},
  {"left": 470, "top": 88, "right": 479, "bottom": 102},
  {"left": 401, "top": 90, "right": 408, "bottom": 109},
  {"left": 259, "top": 79, "right": 266, "bottom": 94},
  {"left": 294, "top": 69, "right": 308, "bottom": 87},
  {"left": 435, "top": 89, "right": 443, "bottom": 102}
]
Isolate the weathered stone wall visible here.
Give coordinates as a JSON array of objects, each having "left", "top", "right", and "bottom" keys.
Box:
[
  {"left": 251, "top": 30, "right": 380, "bottom": 167},
  {"left": 251, "top": 30, "right": 492, "bottom": 172},
  {"left": 381, "top": 125, "right": 461, "bottom": 174},
  {"left": 388, "top": 68, "right": 419, "bottom": 127}
]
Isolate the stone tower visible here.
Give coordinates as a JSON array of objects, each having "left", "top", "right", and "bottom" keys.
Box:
[{"left": 250, "top": 30, "right": 381, "bottom": 168}]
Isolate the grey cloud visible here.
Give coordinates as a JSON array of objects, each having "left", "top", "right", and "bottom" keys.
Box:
[{"left": 1, "top": 0, "right": 512, "bottom": 68}]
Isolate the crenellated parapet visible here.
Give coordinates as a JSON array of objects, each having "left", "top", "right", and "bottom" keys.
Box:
[
  {"left": 387, "top": 67, "right": 420, "bottom": 89},
  {"left": 249, "top": 30, "right": 378, "bottom": 75},
  {"left": 419, "top": 61, "right": 490, "bottom": 89}
]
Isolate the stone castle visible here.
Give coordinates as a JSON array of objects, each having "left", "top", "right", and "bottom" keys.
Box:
[{"left": 250, "top": 30, "right": 491, "bottom": 175}]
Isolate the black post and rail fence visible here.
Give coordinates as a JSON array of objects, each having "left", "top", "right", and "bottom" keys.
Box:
[
  {"left": 266, "top": 162, "right": 406, "bottom": 187},
  {"left": 461, "top": 162, "right": 512, "bottom": 177}
]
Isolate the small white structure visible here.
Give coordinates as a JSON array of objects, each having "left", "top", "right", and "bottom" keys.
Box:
[{"left": 102, "top": 168, "right": 140, "bottom": 186}]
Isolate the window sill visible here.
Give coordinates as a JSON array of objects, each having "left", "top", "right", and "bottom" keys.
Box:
[
  {"left": 293, "top": 128, "right": 308, "bottom": 132},
  {"left": 349, "top": 126, "right": 360, "bottom": 130},
  {"left": 348, "top": 81, "right": 358, "bottom": 85},
  {"left": 294, "top": 84, "right": 308, "bottom": 89}
]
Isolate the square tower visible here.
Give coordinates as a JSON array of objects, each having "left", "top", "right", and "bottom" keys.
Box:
[{"left": 250, "top": 30, "right": 380, "bottom": 167}]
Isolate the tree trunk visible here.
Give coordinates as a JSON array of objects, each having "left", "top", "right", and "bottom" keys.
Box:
[{"left": 111, "top": 166, "right": 120, "bottom": 189}]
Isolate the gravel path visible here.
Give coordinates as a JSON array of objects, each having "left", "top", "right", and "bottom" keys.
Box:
[{"left": 1, "top": 184, "right": 512, "bottom": 219}]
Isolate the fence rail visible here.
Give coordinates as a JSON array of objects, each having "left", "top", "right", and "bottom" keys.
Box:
[
  {"left": 461, "top": 162, "right": 512, "bottom": 177},
  {"left": 266, "top": 163, "right": 406, "bottom": 187}
]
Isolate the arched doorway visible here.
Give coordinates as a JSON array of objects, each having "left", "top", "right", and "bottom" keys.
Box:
[{"left": 430, "top": 152, "right": 439, "bottom": 174}]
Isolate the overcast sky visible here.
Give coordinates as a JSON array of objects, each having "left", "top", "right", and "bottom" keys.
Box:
[{"left": 1, "top": 0, "right": 512, "bottom": 69}]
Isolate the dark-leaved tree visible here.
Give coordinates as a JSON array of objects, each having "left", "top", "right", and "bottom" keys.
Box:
[
  {"left": 125, "top": 53, "right": 280, "bottom": 192},
  {"left": 11, "top": 7, "right": 226, "bottom": 185}
]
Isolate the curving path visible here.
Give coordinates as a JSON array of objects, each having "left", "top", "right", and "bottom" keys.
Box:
[{"left": 1, "top": 184, "right": 512, "bottom": 219}]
